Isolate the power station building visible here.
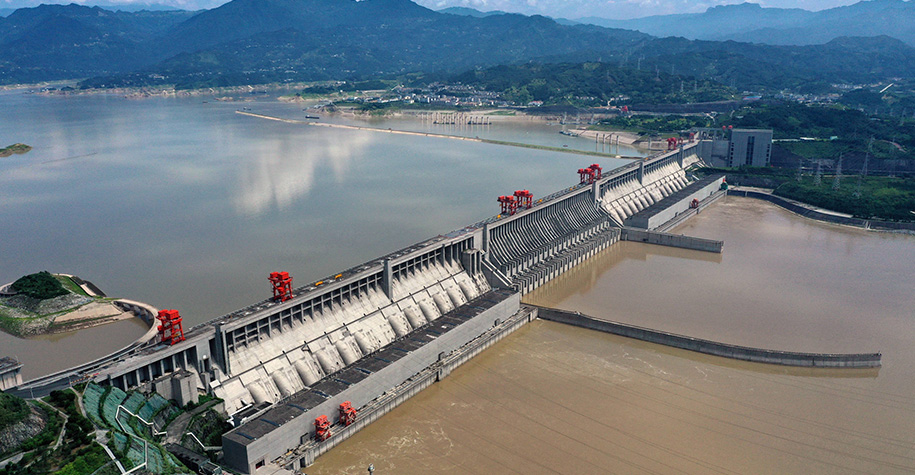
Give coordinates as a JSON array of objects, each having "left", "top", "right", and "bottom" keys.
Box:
[
  {"left": 696, "top": 128, "right": 773, "bottom": 168},
  {"left": 727, "top": 128, "right": 773, "bottom": 167}
]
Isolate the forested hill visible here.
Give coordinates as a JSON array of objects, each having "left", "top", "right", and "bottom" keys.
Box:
[
  {"left": 2, "top": 0, "right": 915, "bottom": 92},
  {"left": 451, "top": 63, "right": 736, "bottom": 106}
]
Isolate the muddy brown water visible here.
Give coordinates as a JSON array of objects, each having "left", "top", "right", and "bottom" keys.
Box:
[{"left": 306, "top": 196, "right": 915, "bottom": 475}]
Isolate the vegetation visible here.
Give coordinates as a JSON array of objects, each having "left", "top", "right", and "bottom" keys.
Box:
[
  {"left": 776, "top": 177, "right": 915, "bottom": 222},
  {"left": 0, "top": 393, "right": 30, "bottom": 433},
  {"left": 54, "top": 276, "right": 88, "bottom": 297},
  {"left": 595, "top": 114, "right": 715, "bottom": 134},
  {"left": 719, "top": 102, "right": 915, "bottom": 161},
  {"left": 296, "top": 79, "right": 392, "bottom": 97},
  {"left": 702, "top": 167, "right": 915, "bottom": 221},
  {"left": 11, "top": 271, "right": 69, "bottom": 301},
  {"left": 50, "top": 445, "right": 109, "bottom": 475},
  {"left": 0, "top": 144, "right": 31, "bottom": 158},
  {"left": 452, "top": 62, "right": 736, "bottom": 106}
]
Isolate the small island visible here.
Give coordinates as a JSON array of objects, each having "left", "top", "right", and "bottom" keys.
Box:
[
  {"left": 0, "top": 271, "right": 135, "bottom": 337},
  {"left": 0, "top": 143, "right": 32, "bottom": 158}
]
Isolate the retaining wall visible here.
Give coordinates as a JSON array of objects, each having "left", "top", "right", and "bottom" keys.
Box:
[
  {"left": 654, "top": 190, "right": 726, "bottom": 232},
  {"left": 620, "top": 227, "right": 723, "bottom": 253},
  {"left": 535, "top": 306, "right": 881, "bottom": 368},
  {"left": 729, "top": 189, "right": 915, "bottom": 232}
]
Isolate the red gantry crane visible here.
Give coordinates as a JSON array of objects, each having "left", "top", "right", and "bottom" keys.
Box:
[
  {"left": 513, "top": 189, "right": 533, "bottom": 210},
  {"left": 315, "top": 415, "right": 331, "bottom": 441},
  {"left": 497, "top": 195, "right": 518, "bottom": 215},
  {"left": 578, "top": 163, "right": 602, "bottom": 184},
  {"left": 269, "top": 271, "right": 293, "bottom": 302},
  {"left": 339, "top": 401, "right": 357, "bottom": 426},
  {"left": 667, "top": 137, "right": 680, "bottom": 150},
  {"left": 156, "top": 309, "right": 186, "bottom": 346}
]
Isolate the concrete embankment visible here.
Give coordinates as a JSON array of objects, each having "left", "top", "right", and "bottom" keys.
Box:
[
  {"left": 729, "top": 189, "right": 915, "bottom": 233},
  {"left": 534, "top": 306, "right": 881, "bottom": 368},
  {"left": 620, "top": 227, "right": 724, "bottom": 253}
]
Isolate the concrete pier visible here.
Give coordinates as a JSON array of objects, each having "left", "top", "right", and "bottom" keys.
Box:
[{"left": 620, "top": 227, "right": 724, "bottom": 253}]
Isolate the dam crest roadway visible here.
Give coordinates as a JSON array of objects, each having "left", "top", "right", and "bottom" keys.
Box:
[{"left": 6, "top": 141, "right": 882, "bottom": 474}]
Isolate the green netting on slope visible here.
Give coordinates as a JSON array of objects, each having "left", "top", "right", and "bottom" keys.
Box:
[
  {"left": 82, "top": 383, "right": 106, "bottom": 426},
  {"left": 101, "top": 386, "right": 128, "bottom": 427},
  {"left": 111, "top": 432, "right": 129, "bottom": 453},
  {"left": 145, "top": 442, "right": 164, "bottom": 473},
  {"left": 138, "top": 393, "right": 170, "bottom": 421},
  {"left": 121, "top": 392, "right": 146, "bottom": 413},
  {"left": 125, "top": 436, "right": 146, "bottom": 468},
  {"left": 115, "top": 411, "right": 140, "bottom": 438}
]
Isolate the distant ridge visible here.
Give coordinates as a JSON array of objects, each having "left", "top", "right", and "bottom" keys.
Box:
[
  {"left": 578, "top": 0, "right": 915, "bottom": 46},
  {"left": 2, "top": 0, "right": 915, "bottom": 90},
  {"left": 438, "top": 6, "right": 508, "bottom": 17}
]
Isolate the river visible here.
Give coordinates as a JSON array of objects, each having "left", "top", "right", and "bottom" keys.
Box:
[
  {"left": 306, "top": 196, "right": 915, "bottom": 474},
  {"left": 0, "top": 89, "right": 637, "bottom": 379}
]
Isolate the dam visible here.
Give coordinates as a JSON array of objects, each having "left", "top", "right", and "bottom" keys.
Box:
[
  {"left": 73, "top": 141, "right": 723, "bottom": 473},
  {"left": 10, "top": 136, "right": 871, "bottom": 474}
]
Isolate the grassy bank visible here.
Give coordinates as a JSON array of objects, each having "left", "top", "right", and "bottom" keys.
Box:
[{"left": 701, "top": 167, "right": 915, "bottom": 221}]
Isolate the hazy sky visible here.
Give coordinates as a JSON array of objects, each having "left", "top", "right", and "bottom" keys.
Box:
[{"left": 0, "top": 0, "right": 872, "bottom": 19}]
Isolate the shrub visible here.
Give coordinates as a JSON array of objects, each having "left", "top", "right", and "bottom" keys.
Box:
[{"left": 11, "top": 272, "right": 68, "bottom": 300}]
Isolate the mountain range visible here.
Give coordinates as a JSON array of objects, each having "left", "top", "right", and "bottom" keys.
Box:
[
  {"left": 578, "top": 0, "right": 915, "bottom": 47},
  {"left": 1, "top": 0, "right": 915, "bottom": 90}
]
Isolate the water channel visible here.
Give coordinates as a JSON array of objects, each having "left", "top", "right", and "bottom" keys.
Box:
[{"left": 307, "top": 197, "right": 915, "bottom": 474}]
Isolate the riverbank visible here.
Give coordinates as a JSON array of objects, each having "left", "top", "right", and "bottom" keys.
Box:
[
  {"left": 729, "top": 187, "right": 915, "bottom": 233},
  {"left": 236, "top": 110, "right": 642, "bottom": 159},
  {"left": 567, "top": 128, "right": 640, "bottom": 145},
  {"left": 0, "top": 275, "right": 142, "bottom": 337}
]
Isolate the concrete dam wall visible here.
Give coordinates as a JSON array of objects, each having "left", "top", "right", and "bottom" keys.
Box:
[
  {"left": 600, "top": 147, "right": 700, "bottom": 226},
  {"left": 211, "top": 244, "right": 491, "bottom": 415},
  {"left": 81, "top": 144, "right": 715, "bottom": 473},
  {"left": 91, "top": 144, "right": 709, "bottom": 407}
]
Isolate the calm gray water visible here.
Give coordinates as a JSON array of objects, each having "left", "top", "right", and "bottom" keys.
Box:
[{"left": 0, "top": 90, "right": 633, "bottom": 377}]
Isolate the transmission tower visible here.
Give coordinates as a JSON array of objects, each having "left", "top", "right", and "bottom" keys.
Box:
[
  {"left": 855, "top": 138, "right": 873, "bottom": 198},
  {"left": 832, "top": 154, "right": 843, "bottom": 191},
  {"left": 796, "top": 157, "right": 804, "bottom": 182},
  {"left": 814, "top": 160, "right": 823, "bottom": 186}
]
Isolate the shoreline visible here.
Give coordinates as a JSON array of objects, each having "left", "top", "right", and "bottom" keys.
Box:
[
  {"left": 0, "top": 275, "right": 151, "bottom": 338},
  {"left": 235, "top": 110, "right": 644, "bottom": 159}
]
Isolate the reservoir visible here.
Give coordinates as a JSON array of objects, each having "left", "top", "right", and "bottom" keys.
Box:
[
  {"left": 0, "top": 89, "right": 634, "bottom": 378},
  {"left": 307, "top": 197, "right": 915, "bottom": 474},
  {"left": 2, "top": 90, "right": 913, "bottom": 474}
]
